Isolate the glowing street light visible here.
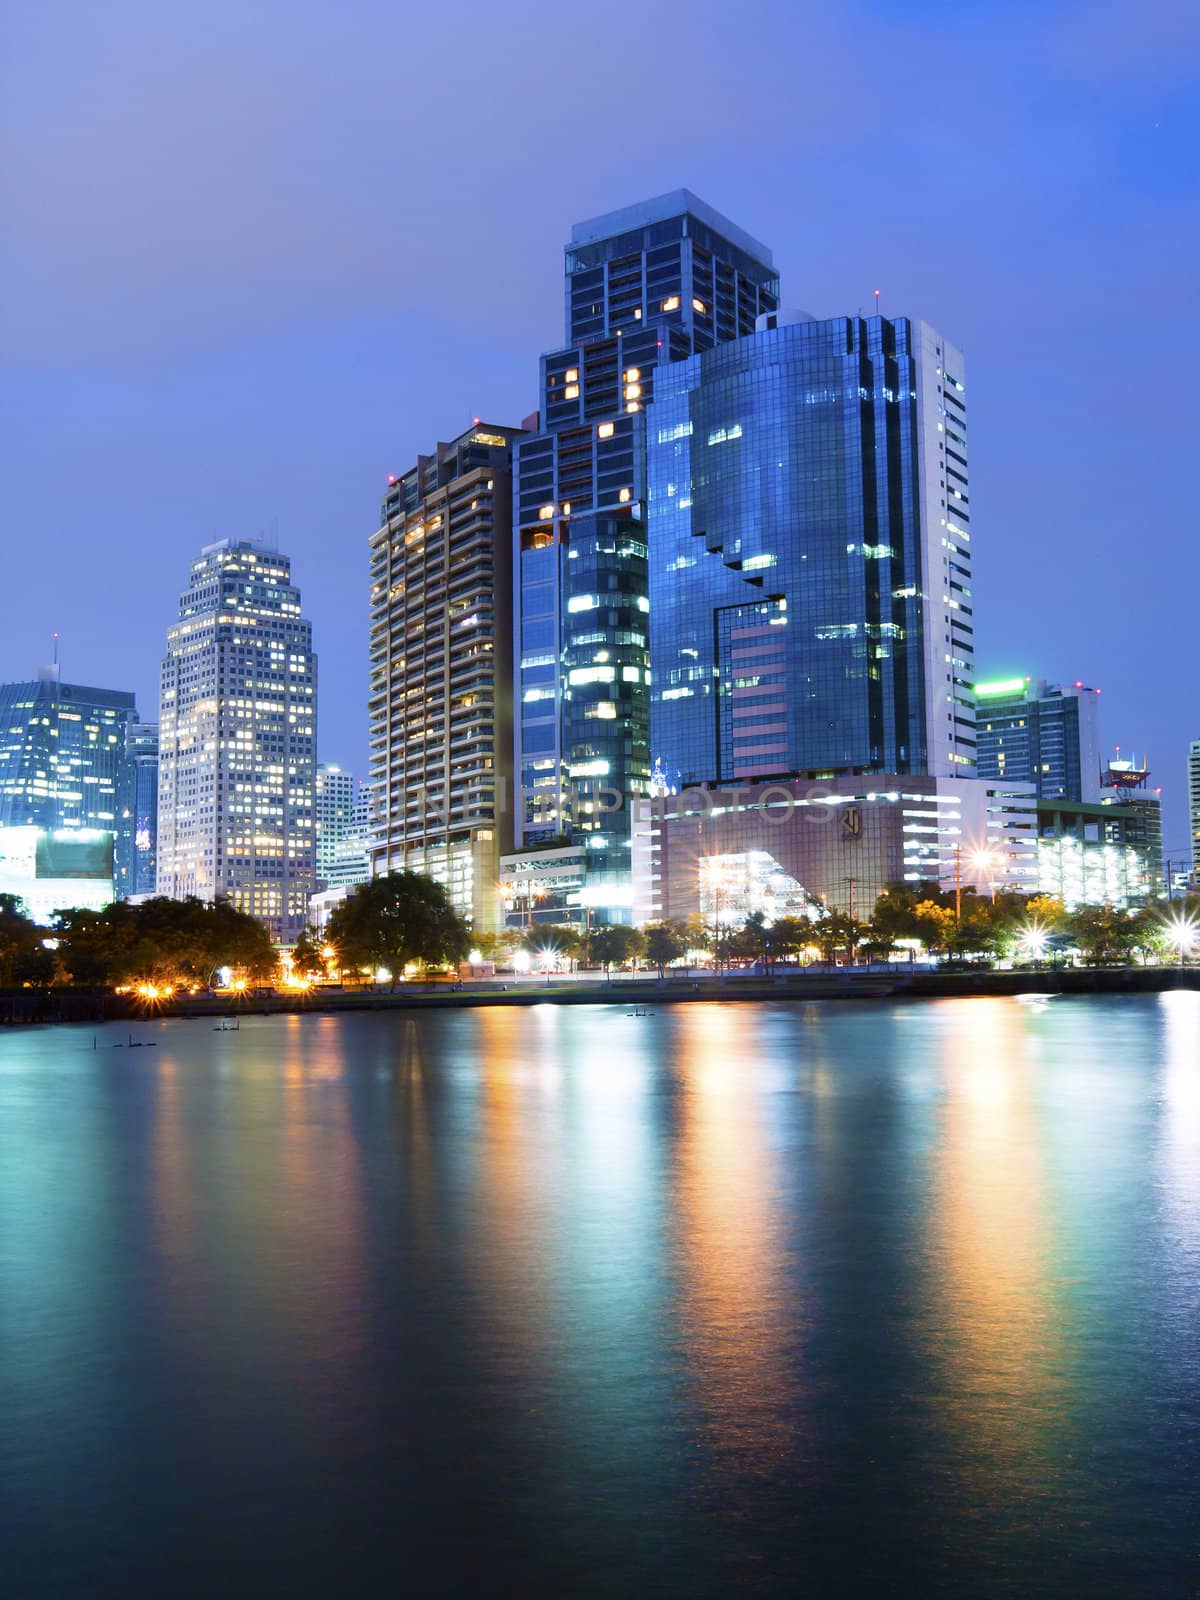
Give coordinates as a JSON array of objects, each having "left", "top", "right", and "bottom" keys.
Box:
[
  {"left": 1164, "top": 914, "right": 1197, "bottom": 969},
  {"left": 1017, "top": 922, "right": 1049, "bottom": 963}
]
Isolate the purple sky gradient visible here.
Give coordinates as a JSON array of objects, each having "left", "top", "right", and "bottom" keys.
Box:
[{"left": 3, "top": 0, "right": 1198, "bottom": 852}]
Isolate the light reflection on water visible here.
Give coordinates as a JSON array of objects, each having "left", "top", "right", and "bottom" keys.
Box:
[{"left": 1, "top": 995, "right": 1198, "bottom": 1596}]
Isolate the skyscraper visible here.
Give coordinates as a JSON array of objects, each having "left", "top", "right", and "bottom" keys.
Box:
[
  {"left": 157, "top": 539, "right": 316, "bottom": 940},
  {"left": 645, "top": 309, "right": 976, "bottom": 787},
  {"left": 513, "top": 191, "right": 779, "bottom": 919},
  {"left": 0, "top": 668, "right": 136, "bottom": 902},
  {"left": 975, "top": 677, "right": 1102, "bottom": 801},
  {"left": 1191, "top": 739, "right": 1200, "bottom": 882},
  {"left": 369, "top": 425, "right": 518, "bottom": 931}
]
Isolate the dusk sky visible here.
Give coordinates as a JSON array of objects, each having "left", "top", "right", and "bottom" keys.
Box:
[{"left": 4, "top": 0, "right": 1198, "bottom": 850}]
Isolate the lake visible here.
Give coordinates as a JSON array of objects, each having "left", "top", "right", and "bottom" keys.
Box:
[{"left": 2, "top": 995, "right": 1198, "bottom": 1595}]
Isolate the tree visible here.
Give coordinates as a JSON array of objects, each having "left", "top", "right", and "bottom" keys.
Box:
[
  {"left": 326, "top": 872, "right": 468, "bottom": 981},
  {"left": 643, "top": 921, "right": 686, "bottom": 977},
  {"left": 0, "top": 894, "right": 54, "bottom": 986},
  {"left": 54, "top": 896, "right": 278, "bottom": 987},
  {"left": 590, "top": 924, "right": 645, "bottom": 976},
  {"left": 813, "top": 911, "right": 866, "bottom": 964},
  {"left": 289, "top": 927, "right": 327, "bottom": 979},
  {"left": 767, "top": 917, "right": 815, "bottom": 964},
  {"left": 524, "top": 924, "right": 583, "bottom": 968},
  {"left": 1066, "top": 904, "right": 1140, "bottom": 965},
  {"left": 910, "top": 900, "right": 956, "bottom": 956}
]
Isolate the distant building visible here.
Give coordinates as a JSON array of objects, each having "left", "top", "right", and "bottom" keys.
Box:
[
  {"left": 157, "top": 539, "right": 317, "bottom": 941},
  {"left": 315, "top": 764, "right": 357, "bottom": 887},
  {"left": 632, "top": 774, "right": 1038, "bottom": 925},
  {"left": 975, "top": 678, "right": 1102, "bottom": 802},
  {"left": 124, "top": 720, "right": 159, "bottom": 898},
  {"left": 369, "top": 425, "right": 519, "bottom": 932},
  {"left": 1189, "top": 740, "right": 1200, "bottom": 883},
  {"left": 1035, "top": 798, "right": 1155, "bottom": 910},
  {"left": 325, "top": 780, "right": 371, "bottom": 890},
  {"left": 0, "top": 667, "right": 137, "bottom": 906}
]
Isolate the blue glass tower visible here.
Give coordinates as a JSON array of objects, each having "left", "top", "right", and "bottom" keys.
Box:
[
  {"left": 513, "top": 192, "right": 779, "bottom": 918},
  {"left": 645, "top": 311, "right": 977, "bottom": 787}
]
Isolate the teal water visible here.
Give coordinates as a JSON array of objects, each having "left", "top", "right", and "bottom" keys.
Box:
[{"left": 1, "top": 995, "right": 1198, "bottom": 1596}]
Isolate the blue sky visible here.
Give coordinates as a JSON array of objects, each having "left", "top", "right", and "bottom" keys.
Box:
[{"left": 3, "top": 0, "right": 1197, "bottom": 851}]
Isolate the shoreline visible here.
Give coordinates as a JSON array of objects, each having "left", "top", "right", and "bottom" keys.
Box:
[{"left": 3, "top": 964, "right": 1198, "bottom": 1027}]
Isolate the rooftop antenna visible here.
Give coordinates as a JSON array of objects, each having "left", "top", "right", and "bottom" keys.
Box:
[
  {"left": 52, "top": 632, "right": 59, "bottom": 667},
  {"left": 874, "top": 288, "right": 881, "bottom": 317}
]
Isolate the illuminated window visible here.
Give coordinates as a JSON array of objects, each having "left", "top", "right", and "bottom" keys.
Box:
[
  {"left": 624, "top": 383, "right": 641, "bottom": 400},
  {"left": 561, "top": 501, "right": 571, "bottom": 516},
  {"left": 625, "top": 402, "right": 640, "bottom": 414},
  {"left": 563, "top": 384, "right": 579, "bottom": 400},
  {"left": 692, "top": 298, "right": 707, "bottom": 313},
  {"left": 564, "top": 368, "right": 578, "bottom": 382},
  {"left": 597, "top": 422, "right": 614, "bottom": 439},
  {"left": 661, "top": 295, "right": 680, "bottom": 312},
  {"left": 618, "top": 488, "right": 631, "bottom": 503},
  {"left": 624, "top": 367, "right": 640, "bottom": 382},
  {"left": 539, "top": 504, "right": 556, "bottom": 520}
]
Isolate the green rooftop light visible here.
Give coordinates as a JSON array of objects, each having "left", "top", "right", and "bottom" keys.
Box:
[{"left": 975, "top": 677, "right": 1028, "bottom": 698}]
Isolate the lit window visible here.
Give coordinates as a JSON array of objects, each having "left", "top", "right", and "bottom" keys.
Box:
[
  {"left": 624, "top": 383, "right": 641, "bottom": 400},
  {"left": 624, "top": 367, "right": 640, "bottom": 382},
  {"left": 563, "top": 384, "right": 579, "bottom": 400},
  {"left": 597, "top": 422, "right": 614, "bottom": 439},
  {"left": 661, "top": 295, "right": 680, "bottom": 311},
  {"left": 539, "top": 504, "right": 555, "bottom": 520},
  {"left": 626, "top": 402, "right": 640, "bottom": 414},
  {"left": 618, "top": 488, "right": 631, "bottom": 503},
  {"left": 692, "top": 298, "right": 707, "bottom": 314},
  {"left": 564, "top": 368, "right": 578, "bottom": 382},
  {"left": 561, "top": 501, "right": 571, "bottom": 516}
]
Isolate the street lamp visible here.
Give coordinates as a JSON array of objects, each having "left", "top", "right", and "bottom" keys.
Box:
[
  {"left": 1164, "top": 914, "right": 1197, "bottom": 970},
  {"left": 970, "top": 847, "right": 1002, "bottom": 905},
  {"left": 1017, "top": 922, "right": 1049, "bottom": 964}
]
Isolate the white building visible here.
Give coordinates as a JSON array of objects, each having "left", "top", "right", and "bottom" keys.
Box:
[{"left": 157, "top": 539, "right": 316, "bottom": 941}]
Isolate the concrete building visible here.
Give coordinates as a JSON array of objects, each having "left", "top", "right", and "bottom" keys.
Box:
[
  {"left": 369, "top": 425, "right": 519, "bottom": 932},
  {"left": 1035, "top": 798, "right": 1156, "bottom": 910},
  {"left": 632, "top": 773, "right": 1037, "bottom": 925},
  {"left": 157, "top": 539, "right": 317, "bottom": 941}
]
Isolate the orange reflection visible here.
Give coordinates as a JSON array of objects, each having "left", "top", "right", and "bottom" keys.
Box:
[
  {"left": 670, "top": 1004, "right": 799, "bottom": 1481},
  {"left": 924, "top": 999, "right": 1070, "bottom": 1485}
]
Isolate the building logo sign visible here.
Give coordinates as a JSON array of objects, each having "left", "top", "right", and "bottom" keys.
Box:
[{"left": 840, "top": 806, "right": 862, "bottom": 838}]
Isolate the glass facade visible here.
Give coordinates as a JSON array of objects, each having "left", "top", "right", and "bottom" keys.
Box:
[
  {"left": 125, "top": 720, "right": 159, "bottom": 897},
  {"left": 0, "top": 671, "right": 137, "bottom": 899},
  {"left": 513, "top": 191, "right": 780, "bottom": 919},
  {"left": 646, "top": 313, "right": 976, "bottom": 789},
  {"left": 975, "top": 678, "right": 1102, "bottom": 802}
]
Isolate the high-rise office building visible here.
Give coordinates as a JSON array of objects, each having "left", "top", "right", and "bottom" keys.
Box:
[
  {"left": 646, "top": 308, "right": 976, "bottom": 788},
  {"left": 1190, "top": 741, "right": 1200, "bottom": 882},
  {"left": 0, "top": 668, "right": 137, "bottom": 903},
  {"left": 157, "top": 539, "right": 316, "bottom": 940},
  {"left": 513, "top": 191, "right": 779, "bottom": 919},
  {"left": 369, "top": 425, "right": 518, "bottom": 931},
  {"left": 315, "top": 763, "right": 357, "bottom": 887},
  {"left": 975, "top": 677, "right": 1102, "bottom": 801},
  {"left": 124, "top": 720, "right": 159, "bottom": 897}
]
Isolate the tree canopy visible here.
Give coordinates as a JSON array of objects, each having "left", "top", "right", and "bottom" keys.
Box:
[{"left": 326, "top": 871, "right": 469, "bottom": 979}]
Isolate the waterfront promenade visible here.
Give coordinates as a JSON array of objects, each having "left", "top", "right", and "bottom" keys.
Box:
[{"left": 4, "top": 963, "right": 1199, "bottom": 1026}]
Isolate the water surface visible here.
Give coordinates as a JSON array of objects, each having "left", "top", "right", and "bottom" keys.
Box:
[{"left": 2, "top": 995, "right": 1198, "bottom": 1595}]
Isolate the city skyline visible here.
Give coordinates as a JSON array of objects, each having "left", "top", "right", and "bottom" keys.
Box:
[{"left": 3, "top": 1, "right": 1198, "bottom": 853}]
